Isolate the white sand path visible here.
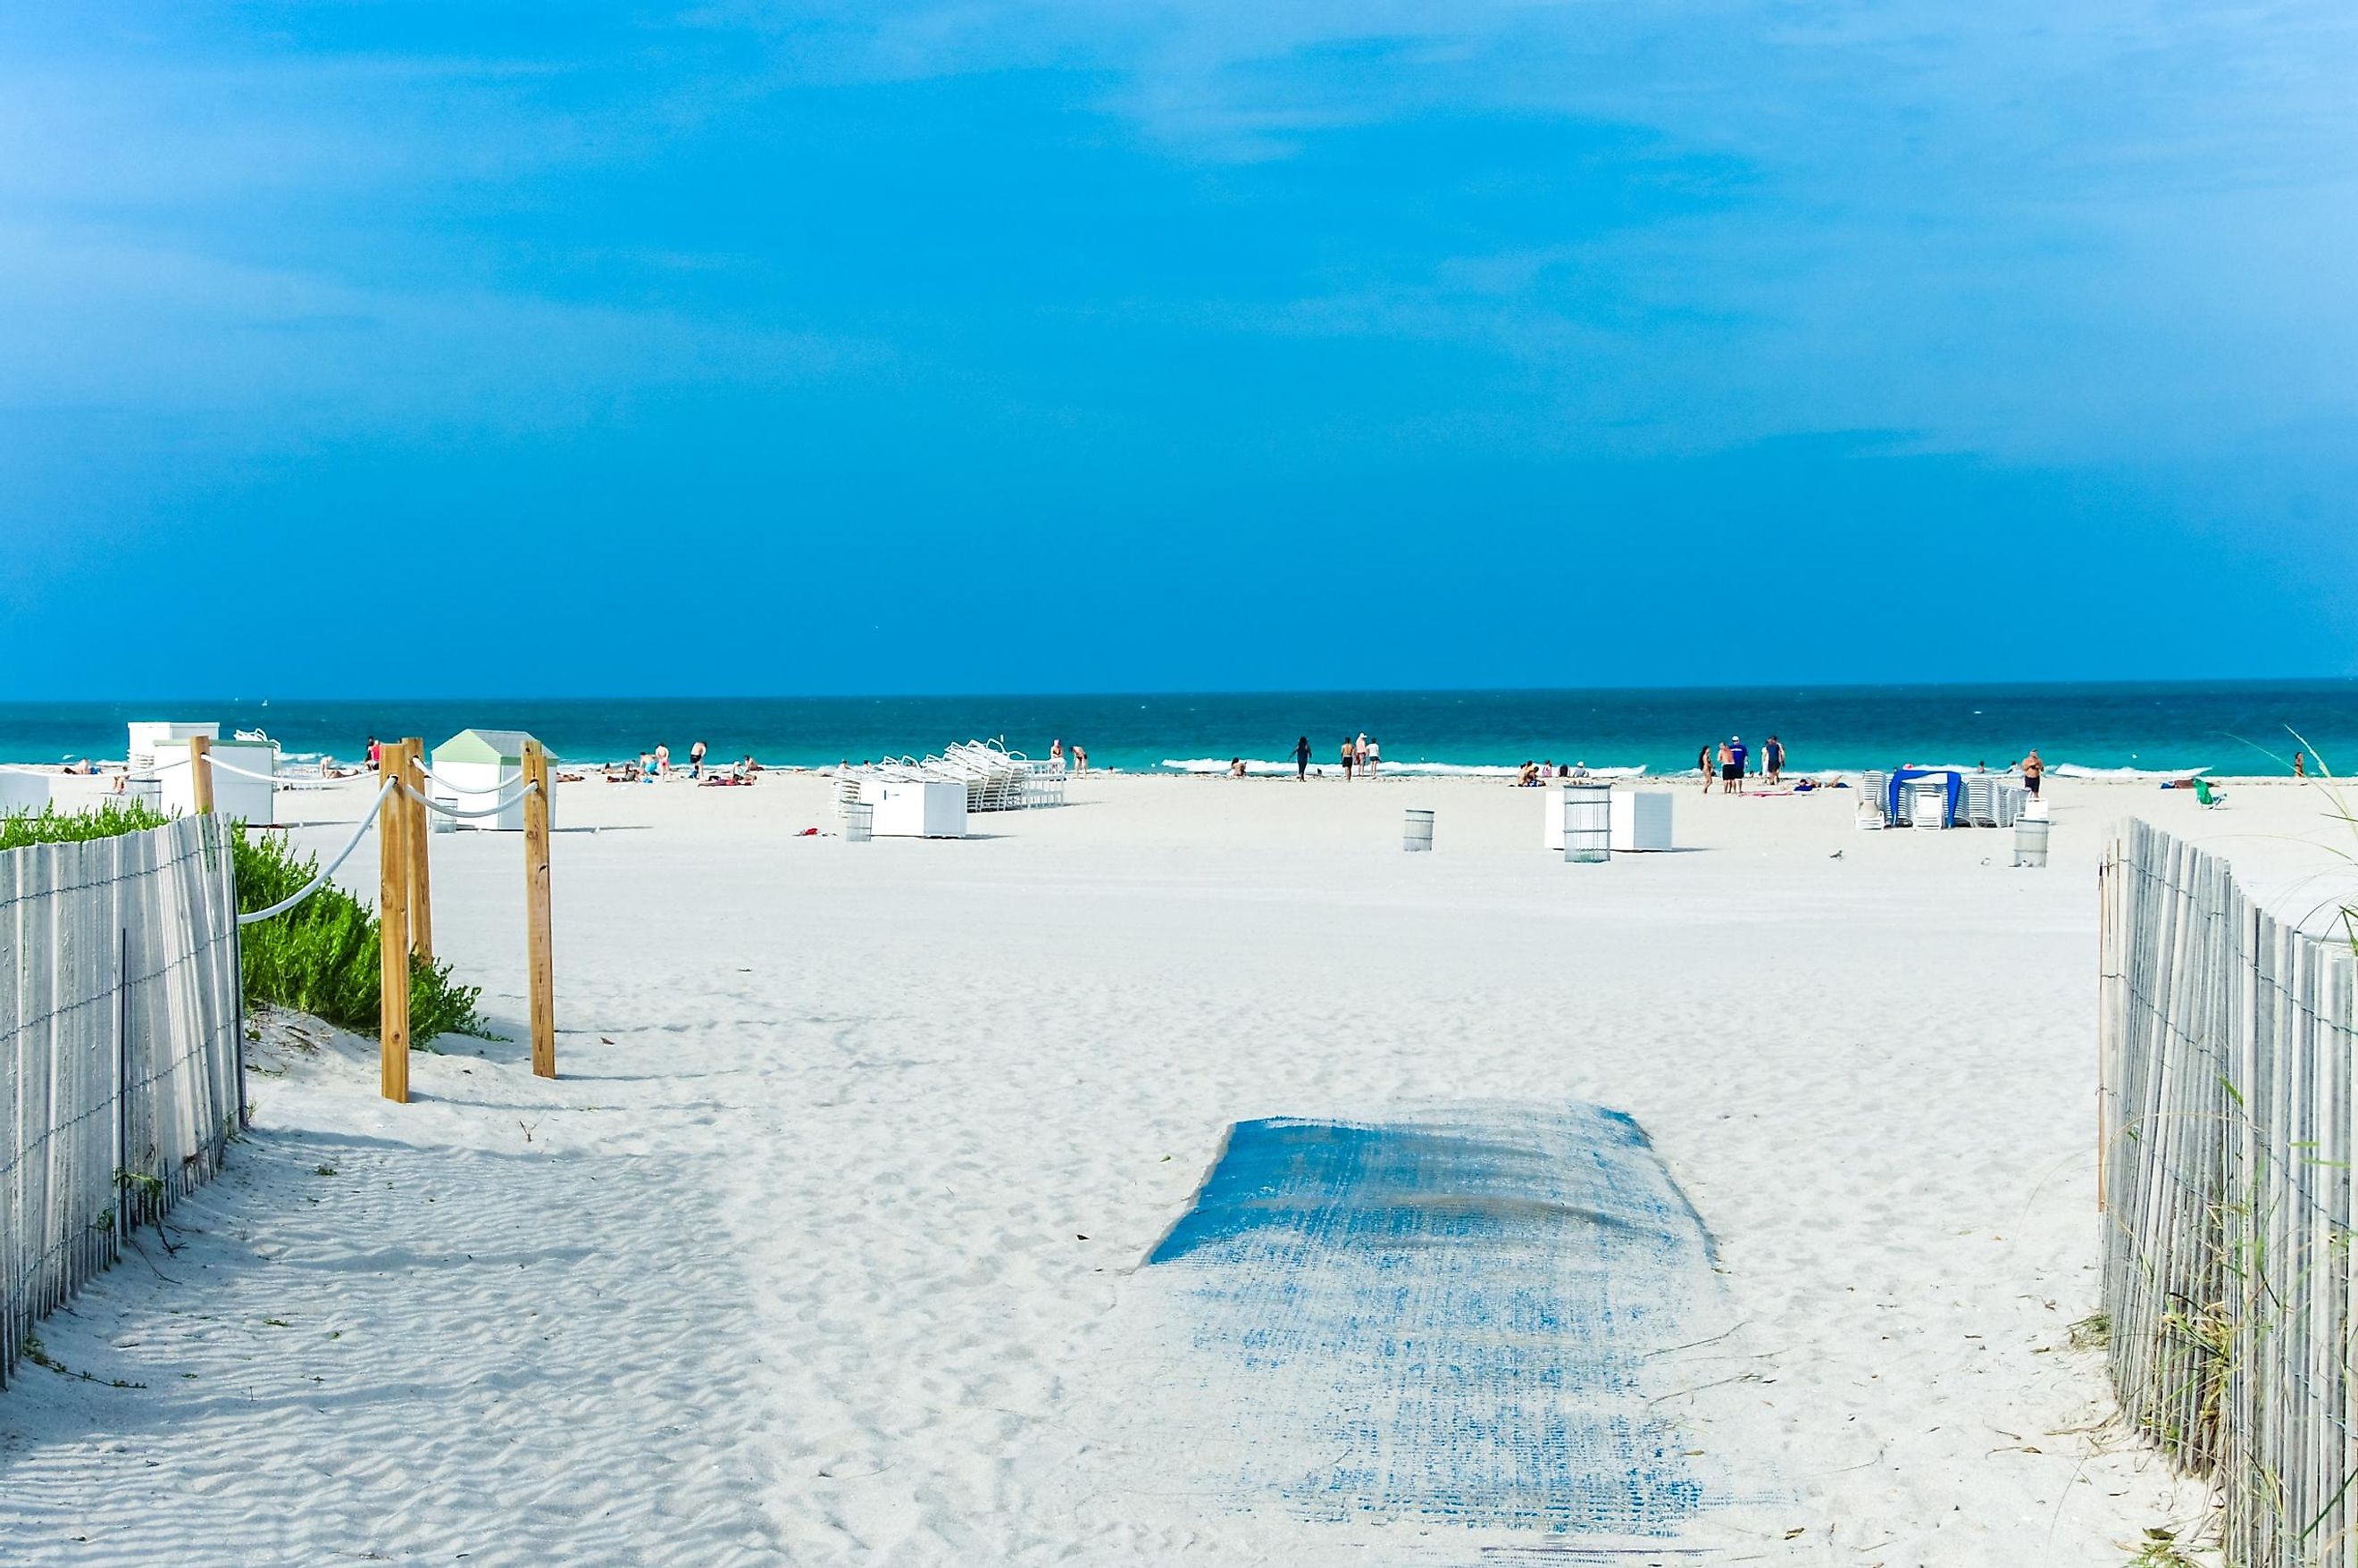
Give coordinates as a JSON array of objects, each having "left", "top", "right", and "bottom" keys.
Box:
[{"left": 6, "top": 771, "right": 2334, "bottom": 1564}]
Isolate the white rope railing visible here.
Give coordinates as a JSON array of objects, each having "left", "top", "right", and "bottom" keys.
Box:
[
  {"left": 193, "top": 754, "right": 347, "bottom": 792},
  {"left": 198, "top": 754, "right": 278, "bottom": 781},
  {"left": 398, "top": 778, "right": 540, "bottom": 819},
  {"left": 411, "top": 757, "right": 563, "bottom": 793},
  {"left": 237, "top": 783, "right": 397, "bottom": 926}
]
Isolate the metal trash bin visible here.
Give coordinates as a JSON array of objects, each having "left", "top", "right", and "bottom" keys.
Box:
[
  {"left": 842, "top": 801, "right": 874, "bottom": 843},
  {"left": 1402, "top": 808, "right": 1434, "bottom": 852},
  {"left": 2013, "top": 816, "right": 2050, "bottom": 868},
  {"left": 1562, "top": 782, "right": 1610, "bottom": 863}
]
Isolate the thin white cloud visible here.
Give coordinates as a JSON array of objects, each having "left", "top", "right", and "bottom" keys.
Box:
[
  {"left": 4, "top": 0, "right": 2354, "bottom": 467},
  {"left": 0, "top": 221, "right": 874, "bottom": 434}
]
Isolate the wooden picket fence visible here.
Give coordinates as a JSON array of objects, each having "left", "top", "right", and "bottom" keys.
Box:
[
  {"left": 2101, "top": 819, "right": 2358, "bottom": 1564},
  {"left": 0, "top": 815, "right": 244, "bottom": 1387}
]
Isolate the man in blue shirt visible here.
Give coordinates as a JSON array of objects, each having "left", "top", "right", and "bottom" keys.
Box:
[{"left": 1728, "top": 736, "right": 1749, "bottom": 793}]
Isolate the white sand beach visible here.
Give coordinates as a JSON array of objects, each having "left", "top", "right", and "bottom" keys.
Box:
[{"left": 5, "top": 770, "right": 2348, "bottom": 1564}]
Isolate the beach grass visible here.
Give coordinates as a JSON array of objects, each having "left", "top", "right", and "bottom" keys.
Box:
[{"left": 0, "top": 803, "right": 486, "bottom": 1043}]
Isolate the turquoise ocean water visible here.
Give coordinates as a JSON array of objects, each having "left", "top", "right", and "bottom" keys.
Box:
[{"left": 1, "top": 682, "right": 2353, "bottom": 778}]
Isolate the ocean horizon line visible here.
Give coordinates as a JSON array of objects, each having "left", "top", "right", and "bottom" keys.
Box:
[{"left": 4, "top": 681, "right": 2354, "bottom": 776}]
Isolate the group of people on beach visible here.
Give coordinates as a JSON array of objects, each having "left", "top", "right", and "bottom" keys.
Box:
[
  {"left": 606, "top": 741, "right": 762, "bottom": 785},
  {"left": 1700, "top": 735, "right": 1786, "bottom": 793},
  {"left": 1047, "top": 739, "right": 1087, "bottom": 775},
  {"left": 1284, "top": 733, "right": 1380, "bottom": 780}
]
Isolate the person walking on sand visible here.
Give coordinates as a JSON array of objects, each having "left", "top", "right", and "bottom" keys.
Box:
[
  {"left": 689, "top": 738, "right": 707, "bottom": 780},
  {"left": 2020, "top": 748, "right": 2044, "bottom": 797},
  {"left": 1763, "top": 735, "right": 1785, "bottom": 786},
  {"left": 2295, "top": 750, "right": 2307, "bottom": 778},
  {"left": 1294, "top": 735, "right": 1312, "bottom": 781},
  {"left": 1340, "top": 738, "right": 1355, "bottom": 780},
  {"left": 1698, "top": 743, "right": 1713, "bottom": 792}
]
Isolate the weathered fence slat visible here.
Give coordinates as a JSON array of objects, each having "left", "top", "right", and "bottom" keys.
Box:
[
  {"left": 2103, "top": 822, "right": 2358, "bottom": 1565},
  {"left": 0, "top": 818, "right": 242, "bottom": 1387}
]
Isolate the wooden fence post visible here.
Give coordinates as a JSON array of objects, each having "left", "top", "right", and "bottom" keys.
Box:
[
  {"left": 188, "top": 735, "right": 213, "bottom": 816},
  {"left": 403, "top": 736, "right": 433, "bottom": 962},
  {"left": 523, "top": 740, "right": 556, "bottom": 1079},
  {"left": 379, "top": 741, "right": 412, "bottom": 1103}
]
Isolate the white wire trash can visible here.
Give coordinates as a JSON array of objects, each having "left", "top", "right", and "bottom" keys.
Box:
[
  {"left": 1402, "top": 808, "right": 1434, "bottom": 852},
  {"left": 2013, "top": 816, "right": 2050, "bottom": 868},
  {"left": 1561, "top": 783, "right": 1611, "bottom": 863}
]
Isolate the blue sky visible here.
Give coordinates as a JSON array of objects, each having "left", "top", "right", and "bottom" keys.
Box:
[{"left": 4, "top": 2, "right": 2354, "bottom": 696}]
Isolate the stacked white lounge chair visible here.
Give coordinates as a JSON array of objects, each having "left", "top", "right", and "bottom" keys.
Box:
[
  {"left": 1857, "top": 770, "right": 2028, "bottom": 831},
  {"left": 1856, "top": 771, "right": 1891, "bottom": 830},
  {"left": 835, "top": 739, "right": 1065, "bottom": 821}
]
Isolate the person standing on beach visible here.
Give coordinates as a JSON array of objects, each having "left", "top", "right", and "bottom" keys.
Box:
[
  {"left": 2295, "top": 751, "right": 2307, "bottom": 778},
  {"left": 1699, "top": 744, "right": 1713, "bottom": 792},
  {"left": 366, "top": 736, "right": 382, "bottom": 772},
  {"left": 2020, "top": 749, "right": 2044, "bottom": 797},
  {"left": 1355, "top": 732, "right": 1369, "bottom": 774},
  {"left": 689, "top": 738, "right": 707, "bottom": 780},
  {"left": 1341, "top": 738, "right": 1355, "bottom": 780},
  {"left": 655, "top": 743, "right": 672, "bottom": 777},
  {"left": 1294, "top": 736, "right": 1311, "bottom": 781},
  {"left": 1073, "top": 744, "right": 1087, "bottom": 776},
  {"left": 1049, "top": 739, "right": 1064, "bottom": 772},
  {"left": 1365, "top": 737, "right": 1380, "bottom": 777},
  {"left": 1728, "top": 737, "right": 1748, "bottom": 794},
  {"left": 1763, "top": 735, "right": 1785, "bottom": 785}
]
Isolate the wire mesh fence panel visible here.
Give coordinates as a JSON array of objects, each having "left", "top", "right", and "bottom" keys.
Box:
[
  {"left": 2103, "top": 822, "right": 2358, "bottom": 1567},
  {"left": 0, "top": 817, "right": 242, "bottom": 1388}
]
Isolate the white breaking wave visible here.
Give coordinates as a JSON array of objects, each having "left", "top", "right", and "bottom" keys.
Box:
[
  {"left": 1159, "top": 757, "right": 1648, "bottom": 779},
  {"left": 2050, "top": 763, "right": 2212, "bottom": 780}
]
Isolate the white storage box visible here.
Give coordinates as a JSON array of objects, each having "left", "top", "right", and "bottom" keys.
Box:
[
  {"left": 127, "top": 721, "right": 219, "bottom": 775},
  {"left": 0, "top": 771, "right": 52, "bottom": 815},
  {"left": 862, "top": 779, "right": 967, "bottom": 838},
  {"left": 162, "top": 738, "right": 276, "bottom": 825},
  {"left": 1543, "top": 788, "right": 1674, "bottom": 852},
  {"left": 1610, "top": 790, "right": 1674, "bottom": 852}
]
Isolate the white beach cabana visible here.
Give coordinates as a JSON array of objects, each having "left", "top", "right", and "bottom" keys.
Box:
[{"left": 429, "top": 729, "right": 547, "bottom": 832}]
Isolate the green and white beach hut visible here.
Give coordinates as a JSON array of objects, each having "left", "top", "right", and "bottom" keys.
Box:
[{"left": 428, "top": 729, "right": 548, "bottom": 832}]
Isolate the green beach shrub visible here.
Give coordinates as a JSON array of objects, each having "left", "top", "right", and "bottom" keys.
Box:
[{"left": 0, "top": 802, "right": 486, "bottom": 1043}]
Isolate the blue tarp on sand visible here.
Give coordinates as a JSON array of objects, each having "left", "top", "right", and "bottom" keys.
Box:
[
  {"left": 1886, "top": 768, "right": 1962, "bottom": 825},
  {"left": 1142, "top": 1106, "right": 1718, "bottom": 1534}
]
